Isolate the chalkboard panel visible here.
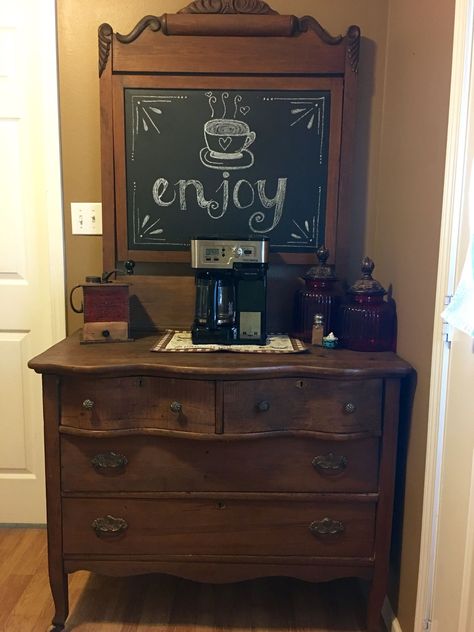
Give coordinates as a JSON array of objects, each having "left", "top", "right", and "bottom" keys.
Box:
[{"left": 124, "top": 89, "right": 330, "bottom": 252}]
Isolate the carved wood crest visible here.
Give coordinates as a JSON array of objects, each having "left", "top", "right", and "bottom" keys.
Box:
[
  {"left": 99, "top": 1, "right": 360, "bottom": 77},
  {"left": 179, "top": 0, "right": 277, "bottom": 13}
]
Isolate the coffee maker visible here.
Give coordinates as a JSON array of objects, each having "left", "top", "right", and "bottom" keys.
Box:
[{"left": 191, "top": 237, "right": 269, "bottom": 345}]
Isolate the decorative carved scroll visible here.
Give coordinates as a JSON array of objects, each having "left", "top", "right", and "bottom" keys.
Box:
[
  {"left": 346, "top": 25, "right": 361, "bottom": 73},
  {"left": 98, "top": 23, "right": 113, "bottom": 77},
  {"left": 115, "top": 15, "right": 162, "bottom": 44},
  {"left": 297, "top": 16, "right": 343, "bottom": 45},
  {"left": 298, "top": 18, "right": 361, "bottom": 74},
  {"left": 103, "top": 3, "right": 357, "bottom": 67},
  {"left": 179, "top": 0, "right": 278, "bottom": 14}
]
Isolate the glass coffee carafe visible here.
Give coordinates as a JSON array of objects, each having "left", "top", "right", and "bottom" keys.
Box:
[
  {"left": 215, "top": 277, "right": 235, "bottom": 326},
  {"left": 194, "top": 271, "right": 235, "bottom": 330}
]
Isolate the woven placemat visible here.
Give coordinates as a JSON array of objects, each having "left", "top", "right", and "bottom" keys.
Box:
[{"left": 151, "top": 330, "right": 307, "bottom": 353}]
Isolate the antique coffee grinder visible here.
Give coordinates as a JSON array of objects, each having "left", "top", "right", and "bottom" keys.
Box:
[
  {"left": 70, "top": 264, "right": 134, "bottom": 343},
  {"left": 191, "top": 237, "right": 268, "bottom": 345}
]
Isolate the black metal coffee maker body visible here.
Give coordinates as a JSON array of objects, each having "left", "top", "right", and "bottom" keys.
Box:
[{"left": 191, "top": 238, "right": 269, "bottom": 345}]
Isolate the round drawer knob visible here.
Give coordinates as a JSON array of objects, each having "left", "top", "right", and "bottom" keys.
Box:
[
  {"left": 257, "top": 400, "right": 270, "bottom": 412},
  {"left": 170, "top": 401, "right": 183, "bottom": 414},
  {"left": 82, "top": 399, "right": 95, "bottom": 410},
  {"left": 343, "top": 401, "right": 356, "bottom": 414}
]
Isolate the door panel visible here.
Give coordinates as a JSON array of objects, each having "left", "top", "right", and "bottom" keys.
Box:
[{"left": 0, "top": 2, "right": 64, "bottom": 523}]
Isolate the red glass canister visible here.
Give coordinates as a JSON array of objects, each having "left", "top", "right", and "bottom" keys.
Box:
[
  {"left": 294, "top": 245, "right": 341, "bottom": 342},
  {"left": 339, "top": 257, "right": 397, "bottom": 352}
]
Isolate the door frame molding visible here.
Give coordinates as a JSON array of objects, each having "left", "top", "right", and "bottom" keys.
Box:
[
  {"left": 40, "top": 0, "right": 66, "bottom": 343},
  {"left": 415, "top": 0, "right": 474, "bottom": 627}
]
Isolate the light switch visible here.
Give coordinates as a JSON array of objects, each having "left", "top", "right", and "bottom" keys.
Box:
[{"left": 71, "top": 202, "right": 102, "bottom": 235}]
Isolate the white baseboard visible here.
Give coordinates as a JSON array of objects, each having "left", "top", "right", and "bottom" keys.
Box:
[{"left": 382, "top": 597, "right": 403, "bottom": 632}]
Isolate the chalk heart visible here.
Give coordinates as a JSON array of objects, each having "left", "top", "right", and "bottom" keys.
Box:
[
  {"left": 240, "top": 106, "right": 250, "bottom": 116},
  {"left": 204, "top": 118, "right": 256, "bottom": 160},
  {"left": 219, "top": 136, "right": 233, "bottom": 151}
]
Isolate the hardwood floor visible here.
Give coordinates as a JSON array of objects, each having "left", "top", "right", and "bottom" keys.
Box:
[{"left": 0, "top": 528, "right": 384, "bottom": 632}]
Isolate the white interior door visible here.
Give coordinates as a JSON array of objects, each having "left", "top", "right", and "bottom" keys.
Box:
[
  {"left": 415, "top": 0, "right": 474, "bottom": 628},
  {"left": 0, "top": 1, "right": 65, "bottom": 523},
  {"left": 428, "top": 142, "right": 474, "bottom": 631},
  {"left": 429, "top": 335, "right": 474, "bottom": 632}
]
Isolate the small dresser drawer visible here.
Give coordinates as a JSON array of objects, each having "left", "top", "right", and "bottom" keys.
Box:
[
  {"left": 62, "top": 497, "right": 376, "bottom": 558},
  {"left": 60, "top": 435, "right": 380, "bottom": 494},
  {"left": 223, "top": 378, "right": 382, "bottom": 434},
  {"left": 60, "top": 376, "right": 215, "bottom": 433}
]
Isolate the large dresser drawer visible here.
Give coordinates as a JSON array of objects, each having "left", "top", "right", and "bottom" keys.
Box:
[
  {"left": 223, "top": 378, "right": 382, "bottom": 434},
  {"left": 60, "top": 434, "right": 380, "bottom": 494},
  {"left": 60, "top": 376, "right": 215, "bottom": 433},
  {"left": 62, "top": 497, "right": 376, "bottom": 558}
]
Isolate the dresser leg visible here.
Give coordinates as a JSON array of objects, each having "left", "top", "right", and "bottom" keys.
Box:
[
  {"left": 366, "top": 582, "right": 384, "bottom": 632},
  {"left": 49, "top": 570, "right": 69, "bottom": 631}
]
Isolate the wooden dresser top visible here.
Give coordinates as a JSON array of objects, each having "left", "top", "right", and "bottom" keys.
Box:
[{"left": 29, "top": 332, "right": 412, "bottom": 380}]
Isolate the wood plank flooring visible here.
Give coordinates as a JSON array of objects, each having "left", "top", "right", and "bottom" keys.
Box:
[{"left": 0, "top": 528, "right": 383, "bottom": 632}]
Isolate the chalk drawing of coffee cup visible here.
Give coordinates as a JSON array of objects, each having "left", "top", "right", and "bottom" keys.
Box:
[{"left": 204, "top": 118, "right": 256, "bottom": 161}]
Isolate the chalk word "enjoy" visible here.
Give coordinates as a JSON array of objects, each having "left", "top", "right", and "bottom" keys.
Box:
[{"left": 151, "top": 173, "right": 288, "bottom": 233}]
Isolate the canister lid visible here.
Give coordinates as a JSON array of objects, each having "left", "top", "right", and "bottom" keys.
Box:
[
  {"left": 302, "top": 245, "right": 337, "bottom": 281},
  {"left": 349, "top": 257, "right": 387, "bottom": 296}
]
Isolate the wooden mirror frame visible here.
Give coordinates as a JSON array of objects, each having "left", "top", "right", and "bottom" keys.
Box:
[{"left": 99, "top": 0, "right": 360, "bottom": 269}]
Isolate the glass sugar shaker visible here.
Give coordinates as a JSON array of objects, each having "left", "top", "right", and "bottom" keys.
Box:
[
  {"left": 294, "top": 245, "right": 340, "bottom": 342},
  {"left": 311, "top": 314, "right": 325, "bottom": 346},
  {"left": 339, "top": 257, "right": 397, "bottom": 352}
]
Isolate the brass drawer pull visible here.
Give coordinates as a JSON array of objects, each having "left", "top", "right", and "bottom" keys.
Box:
[
  {"left": 309, "top": 517, "right": 345, "bottom": 536},
  {"left": 312, "top": 452, "right": 348, "bottom": 473},
  {"left": 256, "top": 400, "right": 270, "bottom": 412},
  {"left": 91, "top": 515, "right": 128, "bottom": 537},
  {"left": 82, "top": 399, "right": 95, "bottom": 410},
  {"left": 91, "top": 452, "right": 128, "bottom": 472},
  {"left": 343, "top": 401, "right": 356, "bottom": 414},
  {"left": 170, "top": 401, "right": 183, "bottom": 414}
]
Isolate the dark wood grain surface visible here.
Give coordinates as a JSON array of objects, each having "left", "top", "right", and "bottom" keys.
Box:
[
  {"left": 29, "top": 331, "right": 412, "bottom": 379},
  {"left": 62, "top": 496, "right": 376, "bottom": 558},
  {"left": 60, "top": 375, "right": 215, "bottom": 433},
  {"left": 60, "top": 434, "right": 380, "bottom": 494},
  {"left": 222, "top": 377, "right": 382, "bottom": 434}
]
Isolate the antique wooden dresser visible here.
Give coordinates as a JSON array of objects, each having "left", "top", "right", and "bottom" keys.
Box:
[
  {"left": 30, "top": 2, "right": 414, "bottom": 630},
  {"left": 29, "top": 334, "right": 411, "bottom": 631}
]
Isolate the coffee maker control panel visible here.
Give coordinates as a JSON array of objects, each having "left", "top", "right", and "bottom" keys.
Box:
[{"left": 191, "top": 238, "right": 269, "bottom": 269}]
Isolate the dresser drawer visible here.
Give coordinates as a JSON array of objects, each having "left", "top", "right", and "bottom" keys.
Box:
[
  {"left": 60, "top": 376, "right": 215, "bottom": 433},
  {"left": 62, "top": 497, "right": 376, "bottom": 558},
  {"left": 223, "top": 378, "right": 382, "bottom": 434},
  {"left": 60, "top": 435, "right": 379, "bottom": 493}
]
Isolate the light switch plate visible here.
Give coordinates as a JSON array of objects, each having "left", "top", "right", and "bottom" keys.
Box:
[{"left": 71, "top": 202, "right": 102, "bottom": 235}]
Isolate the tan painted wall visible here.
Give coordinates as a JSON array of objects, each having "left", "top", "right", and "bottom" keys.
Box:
[
  {"left": 56, "top": 0, "right": 455, "bottom": 629},
  {"left": 373, "top": 2, "right": 455, "bottom": 630}
]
